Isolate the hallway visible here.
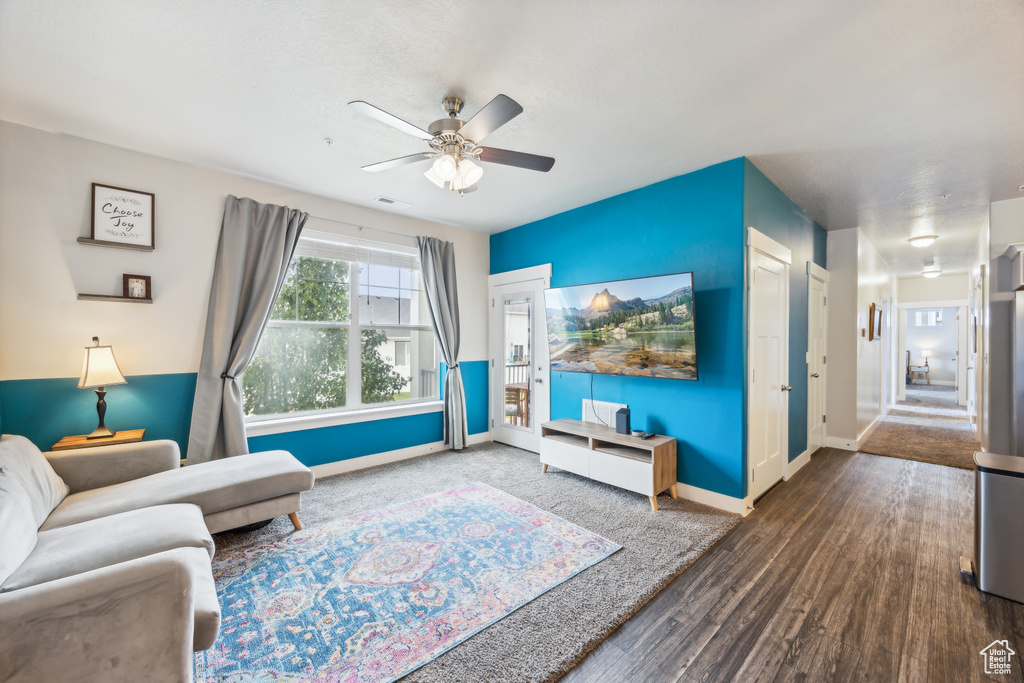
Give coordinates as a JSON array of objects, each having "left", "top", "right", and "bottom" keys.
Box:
[{"left": 858, "top": 385, "right": 979, "bottom": 470}]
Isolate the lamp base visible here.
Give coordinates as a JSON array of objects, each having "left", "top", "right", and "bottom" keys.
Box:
[
  {"left": 86, "top": 425, "right": 116, "bottom": 439},
  {"left": 87, "top": 387, "right": 115, "bottom": 439}
]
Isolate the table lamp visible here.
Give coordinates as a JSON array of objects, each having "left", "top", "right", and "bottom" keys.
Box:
[
  {"left": 922, "top": 349, "right": 931, "bottom": 367},
  {"left": 78, "top": 336, "right": 127, "bottom": 438}
]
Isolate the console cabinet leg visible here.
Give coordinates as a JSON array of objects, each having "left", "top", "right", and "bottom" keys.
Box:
[
  {"left": 541, "top": 464, "right": 548, "bottom": 474},
  {"left": 288, "top": 512, "right": 303, "bottom": 531},
  {"left": 649, "top": 496, "right": 659, "bottom": 512},
  {"left": 669, "top": 484, "right": 678, "bottom": 499}
]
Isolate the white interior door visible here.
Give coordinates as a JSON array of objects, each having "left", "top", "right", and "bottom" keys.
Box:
[
  {"left": 489, "top": 269, "right": 550, "bottom": 452},
  {"left": 968, "top": 292, "right": 979, "bottom": 420},
  {"left": 748, "top": 229, "right": 791, "bottom": 501},
  {"left": 807, "top": 267, "right": 828, "bottom": 455},
  {"left": 956, "top": 306, "right": 968, "bottom": 406}
]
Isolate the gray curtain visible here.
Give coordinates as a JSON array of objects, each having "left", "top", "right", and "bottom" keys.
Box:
[
  {"left": 187, "top": 196, "right": 308, "bottom": 463},
  {"left": 417, "top": 236, "right": 467, "bottom": 450}
]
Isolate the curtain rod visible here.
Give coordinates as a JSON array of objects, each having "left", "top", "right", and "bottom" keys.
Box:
[{"left": 306, "top": 214, "right": 418, "bottom": 244}]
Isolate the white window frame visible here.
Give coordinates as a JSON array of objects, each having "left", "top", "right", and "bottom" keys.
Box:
[{"left": 245, "top": 230, "right": 441, "bottom": 436}]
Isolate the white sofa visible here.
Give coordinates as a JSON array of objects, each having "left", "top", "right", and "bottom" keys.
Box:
[{"left": 0, "top": 434, "right": 315, "bottom": 682}]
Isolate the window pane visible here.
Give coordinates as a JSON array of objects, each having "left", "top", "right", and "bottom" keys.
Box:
[
  {"left": 361, "top": 329, "right": 437, "bottom": 404},
  {"left": 273, "top": 256, "right": 349, "bottom": 323},
  {"left": 243, "top": 327, "right": 347, "bottom": 416}
]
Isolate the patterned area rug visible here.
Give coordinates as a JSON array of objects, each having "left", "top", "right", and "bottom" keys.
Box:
[
  {"left": 859, "top": 385, "right": 979, "bottom": 469},
  {"left": 194, "top": 482, "right": 620, "bottom": 682}
]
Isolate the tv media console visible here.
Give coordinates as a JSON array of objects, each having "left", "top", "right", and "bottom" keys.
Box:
[{"left": 539, "top": 418, "right": 677, "bottom": 511}]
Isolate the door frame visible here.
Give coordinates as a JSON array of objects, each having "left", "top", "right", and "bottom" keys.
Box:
[
  {"left": 487, "top": 264, "right": 552, "bottom": 450},
  {"left": 896, "top": 299, "right": 968, "bottom": 405},
  {"left": 746, "top": 227, "right": 792, "bottom": 502},
  {"left": 806, "top": 261, "right": 829, "bottom": 457}
]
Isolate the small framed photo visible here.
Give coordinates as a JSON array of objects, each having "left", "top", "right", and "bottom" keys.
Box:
[
  {"left": 92, "top": 183, "right": 155, "bottom": 249},
  {"left": 123, "top": 274, "right": 152, "bottom": 300},
  {"left": 868, "top": 302, "right": 878, "bottom": 341}
]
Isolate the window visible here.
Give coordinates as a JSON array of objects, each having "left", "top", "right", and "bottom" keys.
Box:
[
  {"left": 914, "top": 310, "right": 943, "bottom": 327},
  {"left": 243, "top": 229, "right": 438, "bottom": 419}
]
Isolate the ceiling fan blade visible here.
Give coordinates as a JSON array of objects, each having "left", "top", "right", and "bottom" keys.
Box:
[
  {"left": 458, "top": 94, "right": 523, "bottom": 143},
  {"left": 348, "top": 101, "right": 431, "bottom": 140},
  {"left": 477, "top": 147, "right": 555, "bottom": 172},
  {"left": 361, "top": 152, "right": 433, "bottom": 172}
]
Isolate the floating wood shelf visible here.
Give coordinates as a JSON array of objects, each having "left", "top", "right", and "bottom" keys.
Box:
[
  {"left": 77, "top": 237, "right": 154, "bottom": 252},
  {"left": 77, "top": 294, "right": 153, "bottom": 304}
]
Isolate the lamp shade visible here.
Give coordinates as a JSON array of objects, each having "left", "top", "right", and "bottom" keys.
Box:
[
  {"left": 455, "top": 158, "right": 483, "bottom": 188},
  {"left": 921, "top": 349, "right": 932, "bottom": 358},
  {"left": 78, "top": 344, "right": 127, "bottom": 389}
]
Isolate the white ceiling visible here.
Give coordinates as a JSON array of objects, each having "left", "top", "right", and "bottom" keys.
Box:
[{"left": 2, "top": 1, "right": 1022, "bottom": 277}]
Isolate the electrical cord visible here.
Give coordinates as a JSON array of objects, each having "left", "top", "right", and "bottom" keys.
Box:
[{"left": 590, "top": 373, "right": 609, "bottom": 426}]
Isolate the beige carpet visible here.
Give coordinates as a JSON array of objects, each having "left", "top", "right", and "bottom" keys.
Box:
[
  {"left": 859, "top": 384, "right": 979, "bottom": 469},
  {"left": 213, "top": 442, "right": 739, "bottom": 683}
]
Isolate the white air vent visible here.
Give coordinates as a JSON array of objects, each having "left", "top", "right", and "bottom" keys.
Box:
[
  {"left": 375, "top": 196, "right": 412, "bottom": 209},
  {"left": 582, "top": 399, "right": 627, "bottom": 427}
]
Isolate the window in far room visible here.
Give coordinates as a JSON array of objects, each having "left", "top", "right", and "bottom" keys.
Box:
[
  {"left": 914, "top": 309, "right": 943, "bottom": 327},
  {"left": 242, "top": 229, "right": 438, "bottom": 419}
]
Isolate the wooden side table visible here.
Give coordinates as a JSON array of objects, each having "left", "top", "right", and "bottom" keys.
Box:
[{"left": 51, "top": 429, "right": 146, "bottom": 451}]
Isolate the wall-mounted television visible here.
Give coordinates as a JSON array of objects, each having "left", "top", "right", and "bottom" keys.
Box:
[{"left": 544, "top": 272, "right": 697, "bottom": 380}]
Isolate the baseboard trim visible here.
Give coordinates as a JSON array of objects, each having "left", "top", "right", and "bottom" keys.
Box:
[
  {"left": 675, "top": 482, "right": 752, "bottom": 517},
  {"left": 824, "top": 415, "right": 884, "bottom": 453},
  {"left": 310, "top": 432, "right": 492, "bottom": 479},
  {"left": 785, "top": 449, "right": 811, "bottom": 480}
]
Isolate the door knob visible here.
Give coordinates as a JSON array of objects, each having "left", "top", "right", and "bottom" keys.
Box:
[
  {"left": 810, "top": 373, "right": 819, "bottom": 378},
  {"left": 781, "top": 385, "right": 793, "bottom": 392}
]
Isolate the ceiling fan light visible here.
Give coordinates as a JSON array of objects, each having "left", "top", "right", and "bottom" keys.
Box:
[
  {"left": 458, "top": 158, "right": 483, "bottom": 187},
  {"left": 423, "top": 165, "right": 446, "bottom": 188},
  {"left": 922, "top": 269, "right": 942, "bottom": 279},
  {"left": 432, "top": 153, "right": 458, "bottom": 181},
  {"left": 908, "top": 235, "right": 938, "bottom": 248}
]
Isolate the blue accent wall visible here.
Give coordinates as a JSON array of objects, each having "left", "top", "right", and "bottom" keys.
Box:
[
  {"left": 742, "top": 159, "right": 827, "bottom": 461},
  {"left": 491, "top": 159, "right": 748, "bottom": 498},
  {"left": 0, "top": 360, "right": 490, "bottom": 466},
  {"left": 0, "top": 373, "right": 197, "bottom": 455},
  {"left": 441, "top": 361, "right": 490, "bottom": 436}
]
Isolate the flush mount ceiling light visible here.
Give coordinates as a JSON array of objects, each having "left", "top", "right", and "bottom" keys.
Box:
[
  {"left": 349, "top": 94, "right": 555, "bottom": 196},
  {"left": 908, "top": 235, "right": 938, "bottom": 248},
  {"left": 922, "top": 267, "right": 942, "bottom": 278}
]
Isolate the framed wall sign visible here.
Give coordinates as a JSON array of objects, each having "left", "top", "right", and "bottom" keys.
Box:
[
  {"left": 91, "top": 183, "right": 155, "bottom": 249},
  {"left": 122, "top": 274, "right": 152, "bottom": 300}
]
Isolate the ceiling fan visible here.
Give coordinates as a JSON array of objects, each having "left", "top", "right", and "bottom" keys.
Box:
[{"left": 348, "top": 94, "right": 555, "bottom": 195}]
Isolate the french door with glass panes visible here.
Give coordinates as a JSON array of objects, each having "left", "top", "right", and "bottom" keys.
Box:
[{"left": 489, "top": 269, "right": 550, "bottom": 452}]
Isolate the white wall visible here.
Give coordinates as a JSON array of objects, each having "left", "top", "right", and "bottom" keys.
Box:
[
  {"left": 825, "top": 229, "right": 859, "bottom": 443},
  {"left": 0, "top": 121, "right": 490, "bottom": 381},
  {"left": 905, "top": 307, "right": 958, "bottom": 383},
  {"left": 898, "top": 273, "right": 968, "bottom": 304},
  {"left": 855, "top": 230, "right": 897, "bottom": 438},
  {"left": 826, "top": 227, "right": 897, "bottom": 446}
]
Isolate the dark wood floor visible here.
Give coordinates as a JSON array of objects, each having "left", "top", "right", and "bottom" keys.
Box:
[{"left": 561, "top": 448, "right": 1024, "bottom": 682}]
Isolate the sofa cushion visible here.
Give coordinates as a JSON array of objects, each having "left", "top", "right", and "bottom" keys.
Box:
[
  {"left": 41, "top": 450, "right": 314, "bottom": 531},
  {"left": 0, "top": 435, "right": 69, "bottom": 527},
  {"left": 0, "top": 468, "right": 38, "bottom": 585},
  {"left": 181, "top": 546, "right": 222, "bottom": 650},
  {"left": 1, "top": 503, "right": 214, "bottom": 593}
]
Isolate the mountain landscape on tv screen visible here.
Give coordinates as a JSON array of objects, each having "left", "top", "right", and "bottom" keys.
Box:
[{"left": 544, "top": 273, "right": 697, "bottom": 380}]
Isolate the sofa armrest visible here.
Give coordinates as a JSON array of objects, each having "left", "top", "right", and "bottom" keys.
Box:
[
  {"left": 44, "top": 440, "right": 181, "bottom": 493},
  {"left": 0, "top": 549, "right": 195, "bottom": 683}
]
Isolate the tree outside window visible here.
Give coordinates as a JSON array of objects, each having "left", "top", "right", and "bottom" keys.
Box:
[{"left": 243, "top": 235, "right": 437, "bottom": 418}]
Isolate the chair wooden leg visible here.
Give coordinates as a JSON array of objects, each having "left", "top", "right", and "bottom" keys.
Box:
[
  {"left": 541, "top": 464, "right": 548, "bottom": 474},
  {"left": 288, "top": 512, "right": 303, "bottom": 531},
  {"left": 649, "top": 496, "right": 659, "bottom": 512}
]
